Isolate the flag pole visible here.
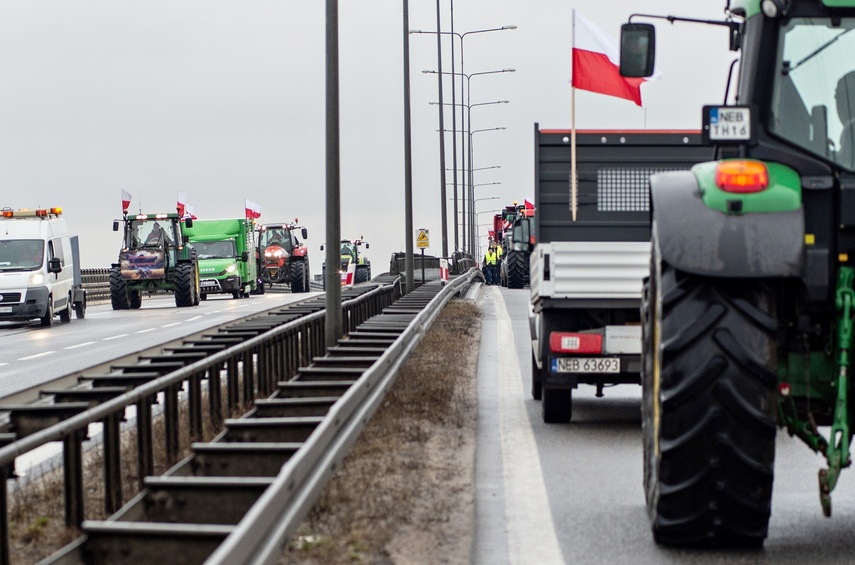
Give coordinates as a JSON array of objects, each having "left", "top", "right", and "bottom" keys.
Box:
[{"left": 571, "top": 9, "right": 577, "bottom": 222}]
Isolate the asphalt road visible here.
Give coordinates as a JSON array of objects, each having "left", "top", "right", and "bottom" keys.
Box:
[
  {"left": 474, "top": 285, "right": 855, "bottom": 565},
  {"left": 0, "top": 291, "right": 320, "bottom": 398}
]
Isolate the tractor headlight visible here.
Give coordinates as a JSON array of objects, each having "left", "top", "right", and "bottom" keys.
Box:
[{"left": 761, "top": 0, "right": 789, "bottom": 18}]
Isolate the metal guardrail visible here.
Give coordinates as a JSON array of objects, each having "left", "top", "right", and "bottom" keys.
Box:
[
  {"left": 80, "top": 269, "right": 312, "bottom": 304},
  {"left": 0, "top": 282, "right": 401, "bottom": 565},
  {"left": 207, "top": 270, "right": 478, "bottom": 564},
  {"left": 33, "top": 271, "right": 477, "bottom": 564}
]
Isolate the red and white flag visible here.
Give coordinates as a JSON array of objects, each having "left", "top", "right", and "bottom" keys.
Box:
[
  {"left": 524, "top": 197, "right": 534, "bottom": 210},
  {"left": 121, "top": 189, "right": 132, "bottom": 212},
  {"left": 572, "top": 11, "right": 651, "bottom": 107},
  {"left": 245, "top": 199, "right": 261, "bottom": 219},
  {"left": 177, "top": 191, "right": 187, "bottom": 217}
]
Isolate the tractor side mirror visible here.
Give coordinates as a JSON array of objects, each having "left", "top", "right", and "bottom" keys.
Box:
[
  {"left": 320, "top": 244, "right": 325, "bottom": 251},
  {"left": 365, "top": 243, "right": 370, "bottom": 249},
  {"left": 301, "top": 228, "right": 308, "bottom": 239},
  {"left": 184, "top": 217, "right": 193, "bottom": 228},
  {"left": 113, "top": 220, "right": 119, "bottom": 232},
  {"left": 620, "top": 23, "right": 656, "bottom": 78},
  {"left": 241, "top": 251, "right": 249, "bottom": 262},
  {"left": 49, "top": 257, "right": 62, "bottom": 274}
]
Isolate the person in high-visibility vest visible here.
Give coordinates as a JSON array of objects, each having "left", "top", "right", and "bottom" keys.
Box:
[{"left": 484, "top": 243, "right": 499, "bottom": 285}]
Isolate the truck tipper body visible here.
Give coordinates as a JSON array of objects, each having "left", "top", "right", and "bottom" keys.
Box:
[
  {"left": 184, "top": 218, "right": 257, "bottom": 299},
  {"left": 529, "top": 126, "right": 713, "bottom": 423}
]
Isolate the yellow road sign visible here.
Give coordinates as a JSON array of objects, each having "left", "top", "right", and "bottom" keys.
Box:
[{"left": 417, "top": 228, "right": 430, "bottom": 249}]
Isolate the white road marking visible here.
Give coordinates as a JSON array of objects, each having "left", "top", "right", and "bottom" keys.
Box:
[
  {"left": 18, "top": 351, "right": 55, "bottom": 361},
  {"left": 162, "top": 323, "right": 180, "bottom": 328},
  {"left": 186, "top": 316, "right": 202, "bottom": 321},
  {"left": 135, "top": 328, "right": 156, "bottom": 334},
  {"left": 494, "top": 287, "right": 565, "bottom": 564},
  {"left": 65, "top": 341, "right": 95, "bottom": 350},
  {"left": 0, "top": 363, "right": 7, "bottom": 367},
  {"left": 102, "top": 334, "right": 128, "bottom": 341}
]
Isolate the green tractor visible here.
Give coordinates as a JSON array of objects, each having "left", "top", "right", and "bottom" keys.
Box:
[
  {"left": 110, "top": 212, "right": 200, "bottom": 309},
  {"left": 622, "top": 0, "right": 855, "bottom": 547}
]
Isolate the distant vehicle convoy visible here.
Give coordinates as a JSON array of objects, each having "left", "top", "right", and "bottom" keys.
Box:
[
  {"left": 0, "top": 207, "right": 86, "bottom": 326},
  {"left": 184, "top": 218, "right": 257, "bottom": 299}
]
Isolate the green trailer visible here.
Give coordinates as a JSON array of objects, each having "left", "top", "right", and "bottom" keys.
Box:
[{"left": 183, "top": 218, "right": 257, "bottom": 299}]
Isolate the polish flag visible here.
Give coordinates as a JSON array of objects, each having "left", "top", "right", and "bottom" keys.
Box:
[
  {"left": 177, "top": 191, "right": 187, "bottom": 217},
  {"left": 121, "top": 189, "right": 132, "bottom": 212},
  {"left": 245, "top": 199, "right": 261, "bottom": 219},
  {"left": 572, "top": 11, "right": 649, "bottom": 107},
  {"left": 524, "top": 197, "right": 534, "bottom": 210}
]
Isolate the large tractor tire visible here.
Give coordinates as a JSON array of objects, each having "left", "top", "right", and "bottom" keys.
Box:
[
  {"left": 355, "top": 264, "right": 370, "bottom": 284},
  {"left": 644, "top": 242, "right": 777, "bottom": 547},
  {"left": 110, "top": 266, "right": 130, "bottom": 310},
  {"left": 291, "top": 260, "right": 308, "bottom": 293},
  {"left": 129, "top": 289, "right": 142, "bottom": 309},
  {"left": 506, "top": 251, "right": 527, "bottom": 289},
  {"left": 174, "top": 263, "right": 196, "bottom": 307}
]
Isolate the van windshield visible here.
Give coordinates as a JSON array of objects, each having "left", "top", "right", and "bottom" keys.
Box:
[{"left": 0, "top": 239, "right": 44, "bottom": 271}]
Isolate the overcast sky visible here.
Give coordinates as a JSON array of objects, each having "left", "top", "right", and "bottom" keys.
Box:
[{"left": 0, "top": 1, "right": 736, "bottom": 271}]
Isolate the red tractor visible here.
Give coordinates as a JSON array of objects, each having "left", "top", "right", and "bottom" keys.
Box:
[{"left": 256, "top": 220, "right": 311, "bottom": 293}]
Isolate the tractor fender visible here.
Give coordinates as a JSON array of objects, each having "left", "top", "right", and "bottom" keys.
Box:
[
  {"left": 651, "top": 170, "right": 803, "bottom": 278},
  {"left": 291, "top": 246, "right": 308, "bottom": 258}
]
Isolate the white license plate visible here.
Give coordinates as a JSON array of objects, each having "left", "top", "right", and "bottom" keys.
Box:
[
  {"left": 553, "top": 357, "right": 620, "bottom": 373},
  {"left": 0, "top": 306, "right": 11, "bottom": 313},
  {"left": 201, "top": 281, "right": 218, "bottom": 288}
]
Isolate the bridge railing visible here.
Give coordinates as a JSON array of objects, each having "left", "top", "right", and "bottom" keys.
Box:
[{"left": 0, "top": 281, "right": 403, "bottom": 564}]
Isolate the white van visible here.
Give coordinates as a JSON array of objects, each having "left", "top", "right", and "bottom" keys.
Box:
[{"left": 0, "top": 207, "right": 86, "bottom": 327}]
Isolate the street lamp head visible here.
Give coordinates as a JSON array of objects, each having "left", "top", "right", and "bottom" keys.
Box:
[
  {"left": 504, "top": 68, "right": 516, "bottom": 73},
  {"left": 503, "top": 25, "right": 518, "bottom": 30}
]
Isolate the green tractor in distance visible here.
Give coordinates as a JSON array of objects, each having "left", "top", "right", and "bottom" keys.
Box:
[
  {"left": 110, "top": 212, "right": 200, "bottom": 309},
  {"left": 321, "top": 238, "right": 371, "bottom": 288},
  {"left": 623, "top": 0, "right": 855, "bottom": 547}
]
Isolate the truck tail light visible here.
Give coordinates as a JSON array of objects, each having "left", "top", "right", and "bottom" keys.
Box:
[
  {"left": 715, "top": 160, "right": 769, "bottom": 193},
  {"left": 550, "top": 332, "right": 603, "bottom": 354}
]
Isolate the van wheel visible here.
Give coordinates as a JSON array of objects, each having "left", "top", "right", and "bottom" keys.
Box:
[
  {"left": 59, "top": 295, "right": 72, "bottom": 323},
  {"left": 40, "top": 298, "right": 54, "bottom": 327}
]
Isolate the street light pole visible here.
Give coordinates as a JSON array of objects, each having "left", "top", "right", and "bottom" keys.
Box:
[
  {"left": 402, "top": 0, "right": 414, "bottom": 293},
  {"left": 325, "top": 0, "right": 342, "bottom": 348},
  {"left": 411, "top": 25, "right": 516, "bottom": 256},
  {"left": 433, "top": 0, "right": 449, "bottom": 259},
  {"left": 468, "top": 125, "right": 508, "bottom": 255}
]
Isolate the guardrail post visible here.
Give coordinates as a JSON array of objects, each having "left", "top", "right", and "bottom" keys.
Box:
[
  {"left": 208, "top": 365, "right": 223, "bottom": 430},
  {"left": 227, "top": 357, "right": 240, "bottom": 412},
  {"left": 189, "top": 372, "right": 203, "bottom": 442},
  {"left": 137, "top": 397, "right": 154, "bottom": 488},
  {"left": 242, "top": 350, "right": 255, "bottom": 404},
  {"left": 103, "top": 412, "right": 123, "bottom": 513},
  {"left": 165, "top": 384, "right": 180, "bottom": 464},
  {"left": 63, "top": 429, "right": 85, "bottom": 527}
]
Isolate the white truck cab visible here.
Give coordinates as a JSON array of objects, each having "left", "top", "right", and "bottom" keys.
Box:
[{"left": 0, "top": 207, "right": 86, "bottom": 326}]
